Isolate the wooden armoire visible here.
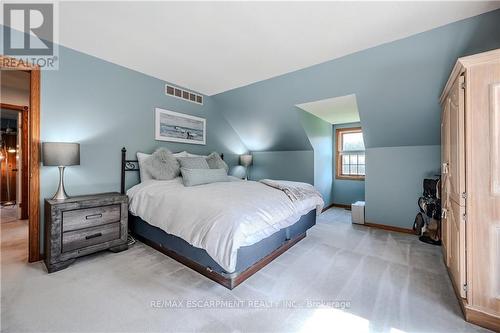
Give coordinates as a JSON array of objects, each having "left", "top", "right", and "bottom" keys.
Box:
[{"left": 440, "top": 48, "right": 500, "bottom": 331}]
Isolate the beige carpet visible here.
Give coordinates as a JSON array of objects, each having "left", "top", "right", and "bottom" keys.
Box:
[
  {"left": 0, "top": 208, "right": 488, "bottom": 332},
  {"left": 0, "top": 205, "right": 19, "bottom": 224}
]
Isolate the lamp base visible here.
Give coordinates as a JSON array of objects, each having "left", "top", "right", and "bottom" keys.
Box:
[{"left": 52, "top": 166, "right": 69, "bottom": 200}]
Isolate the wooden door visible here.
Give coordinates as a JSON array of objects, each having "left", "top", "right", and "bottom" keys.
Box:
[
  {"left": 449, "top": 75, "right": 466, "bottom": 207},
  {"left": 448, "top": 199, "right": 466, "bottom": 298},
  {"left": 441, "top": 97, "right": 450, "bottom": 264},
  {"left": 0, "top": 104, "right": 29, "bottom": 219},
  {"left": 466, "top": 59, "right": 500, "bottom": 314},
  {"left": 0, "top": 133, "right": 18, "bottom": 202},
  {"left": 19, "top": 108, "right": 29, "bottom": 219},
  {"left": 443, "top": 74, "right": 467, "bottom": 299}
]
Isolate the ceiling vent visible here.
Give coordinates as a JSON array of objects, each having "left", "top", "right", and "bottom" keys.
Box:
[{"left": 165, "top": 84, "right": 203, "bottom": 105}]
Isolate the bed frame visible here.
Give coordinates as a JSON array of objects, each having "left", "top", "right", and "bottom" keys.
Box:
[{"left": 120, "top": 147, "right": 316, "bottom": 289}]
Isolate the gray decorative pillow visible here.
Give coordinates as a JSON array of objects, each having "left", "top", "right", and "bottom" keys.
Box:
[
  {"left": 180, "top": 168, "right": 229, "bottom": 186},
  {"left": 206, "top": 152, "right": 229, "bottom": 173},
  {"left": 177, "top": 157, "right": 210, "bottom": 169},
  {"left": 145, "top": 148, "right": 180, "bottom": 180}
]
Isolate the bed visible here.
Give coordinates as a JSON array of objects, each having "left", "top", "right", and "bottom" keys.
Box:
[{"left": 120, "top": 147, "right": 323, "bottom": 289}]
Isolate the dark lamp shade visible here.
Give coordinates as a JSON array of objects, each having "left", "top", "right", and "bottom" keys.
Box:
[
  {"left": 239, "top": 154, "right": 253, "bottom": 167},
  {"left": 42, "top": 142, "right": 80, "bottom": 166}
]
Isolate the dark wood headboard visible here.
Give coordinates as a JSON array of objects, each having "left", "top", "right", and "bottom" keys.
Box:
[
  {"left": 120, "top": 147, "right": 223, "bottom": 194},
  {"left": 121, "top": 147, "right": 139, "bottom": 194}
]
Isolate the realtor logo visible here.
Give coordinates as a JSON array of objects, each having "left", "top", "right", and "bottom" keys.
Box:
[{"left": 2, "top": 2, "right": 58, "bottom": 69}]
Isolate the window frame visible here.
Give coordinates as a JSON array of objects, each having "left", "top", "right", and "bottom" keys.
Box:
[{"left": 336, "top": 127, "right": 365, "bottom": 181}]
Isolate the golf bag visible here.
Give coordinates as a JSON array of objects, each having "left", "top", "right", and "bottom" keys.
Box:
[{"left": 413, "top": 178, "right": 442, "bottom": 245}]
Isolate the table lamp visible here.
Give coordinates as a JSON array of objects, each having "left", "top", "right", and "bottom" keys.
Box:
[
  {"left": 239, "top": 154, "right": 253, "bottom": 180},
  {"left": 42, "top": 142, "right": 80, "bottom": 200}
]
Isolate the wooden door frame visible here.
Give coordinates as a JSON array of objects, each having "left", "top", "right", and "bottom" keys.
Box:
[
  {"left": 1, "top": 56, "right": 41, "bottom": 262},
  {"left": 0, "top": 103, "right": 29, "bottom": 219}
]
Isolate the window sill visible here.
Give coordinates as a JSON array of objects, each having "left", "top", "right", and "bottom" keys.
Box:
[{"left": 336, "top": 175, "right": 365, "bottom": 181}]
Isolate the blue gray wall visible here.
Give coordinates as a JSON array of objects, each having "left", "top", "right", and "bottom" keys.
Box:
[
  {"left": 299, "top": 111, "right": 333, "bottom": 204},
  {"left": 247, "top": 109, "right": 333, "bottom": 204},
  {"left": 249, "top": 150, "right": 314, "bottom": 185},
  {"left": 38, "top": 46, "right": 247, "bottom": 251},
  {"left": 332, "top": 122, "right": 365, "bottom": 206},
  {"left": 366, "top": 146, "right": 440, "bottom": 227},
  {"left": 214, "top": 9, "right": 500, "bottom": 228}
]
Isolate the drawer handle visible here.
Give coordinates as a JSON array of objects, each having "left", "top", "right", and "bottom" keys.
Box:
[
  {"left": 86, "top": 213, "right": 102, "bottom": 220},
  {"left": 85, "top": 232, "right": 102, "bottom": 240}
]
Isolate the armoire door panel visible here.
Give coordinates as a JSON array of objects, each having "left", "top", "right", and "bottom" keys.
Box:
[
  {"left": 441, "top": 214, "right": 449, "bottom": 265},
  {"left": 441, "top": 98, "right": 451, "bottom": 264},
  {"left": 448, "top": 199, "right": 466, "bottom": 299},
  {"left": 467, "top": 61, "right": 500, "bottom": 313},
  {"left": 495, "top": 226, "right": 500, "bottom": 301},
  {"left": 491, "top": 82, "right": 500, "bottom": 196},
  {"left": 449, "top": 75, "right": 466, "bottom": 207}
]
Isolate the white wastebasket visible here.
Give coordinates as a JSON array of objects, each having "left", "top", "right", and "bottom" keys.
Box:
[{"left": 351, "top": 201, "right": 365, "bottom": 224}]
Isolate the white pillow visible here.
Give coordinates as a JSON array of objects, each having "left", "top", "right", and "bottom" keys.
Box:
[
  {"left": 137, "top": 152, "right": 153, "bottom": 182},
  {"left": 137, "top": 151, "right": 188, "bottom": 181},
  {"left": 185, "top": 152, "right": 208, "bottom": 157},
  {"left": 174, "top": 151, "right": 189, "bottom": 158}
]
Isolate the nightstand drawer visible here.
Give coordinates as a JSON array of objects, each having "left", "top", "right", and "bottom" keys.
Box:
[
  {"left": 62, "top": 222, "right": 121, "bottom": 252},
  {"left": 63, "top": 204, "right": 121, "bottom": 232}
]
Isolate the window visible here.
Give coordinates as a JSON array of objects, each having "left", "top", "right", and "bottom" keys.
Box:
[{"left": 336, "top": 127, "right": 365, "bottom": 180}]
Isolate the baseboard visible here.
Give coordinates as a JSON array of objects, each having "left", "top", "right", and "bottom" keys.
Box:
[
  {"left": 322, "top": 206, "right": 414, "bottom": 235},
  {"left": 322, "top": 203, "right": 351, "bottom": 212},
  {"left": 363, "top": 221, "right": 414, "bottom": 234}
]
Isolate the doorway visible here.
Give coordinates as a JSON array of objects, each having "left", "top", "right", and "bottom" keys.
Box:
[
  {"left": 0, "top": 57, "right": 41, "bottom": 263},
  {"left": 1, "top": 103, "right": 29, "bottom": 220}
]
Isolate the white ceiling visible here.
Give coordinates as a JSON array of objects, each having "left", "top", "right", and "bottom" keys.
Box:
[
  {"left": 57, "top": 1, "right": 500, "bottom": 95},
  {"left": 297, "top": 94, "right": 360, "bottom": 125}
]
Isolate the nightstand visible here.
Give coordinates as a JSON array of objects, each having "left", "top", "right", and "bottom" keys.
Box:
[{"left": 44, "top": 192, "right": 128, "bottom": 273}]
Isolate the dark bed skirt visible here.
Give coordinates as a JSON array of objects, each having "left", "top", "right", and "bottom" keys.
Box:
[{"left": 129, "top": 209, "right": 317, "bottom": 289}]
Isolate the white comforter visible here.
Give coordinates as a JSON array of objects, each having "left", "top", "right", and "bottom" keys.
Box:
[{"left": 127, "top": 177, "right": 324, "bottom": 273}]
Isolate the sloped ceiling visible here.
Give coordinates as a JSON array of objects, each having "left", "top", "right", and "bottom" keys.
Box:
[
  {"left": 213, "top": 88, "right": 313, "bottom": 151},
  {"left": 214, "top": 9, "right": 500, "bottom": 150},
  {"left": 296, "top": 95, "right": 360, "bottom": 125}
]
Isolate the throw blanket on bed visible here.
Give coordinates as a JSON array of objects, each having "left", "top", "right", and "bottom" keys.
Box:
[{"left": 260, "top": 179, "right": 323, "bottom": 212}]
